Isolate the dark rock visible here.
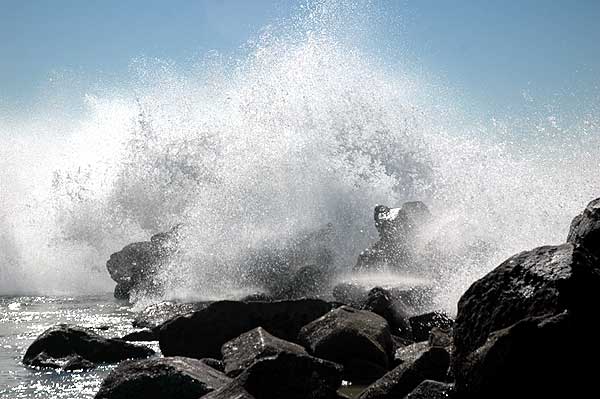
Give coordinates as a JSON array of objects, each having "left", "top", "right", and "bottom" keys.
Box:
[
  {"left": 453, "top": 242, "right": 600, "bottom": 397},
  {"left": 23, "top": 324, "right": 154, "bottom": 369},
  {"left": 221, "top": 327, "right": 307, "bottom": 377},
  {"left": 133, "top": 301, "right": 210, "bottom": 330},
  {"left": 120, "top": 329, "right": 157, "bottom": 341},
  {"left": 298, "top": 306, "right": 393, "bottom": 382},
  {"left": 209, "top": 352, "right": 342, "bottom": 399},
  {"left": 61, "top": 355, "right": 96, "bottom": 371},
  {"left": 405, "top": 380, "right": 454, "bottom": 399},
  {"left": 409, "top": 312, "right": 453, "bottom": 342},
  {"left": 201, "top": 358, "right": 225, "bottom": 372},
  {"left": 94, "top": 356, "right": 231, "bottom": 399},
  {"left": 393, "top": 341, "right": 429, "bottom": 365},
  {"left": 428, "top": 327, "right": 453, "bottom": 349},
  {"left": 358, "top": 346, "right": 450, "bottom": 399},
  {"left": 202, "top": 383, "right": 255, "bottom": 399},
  {"left": 362, "top": 287, "right": 412, "bottom": 338},
  {"left": 240, "top": 292, "right": 274, "bottom": 302},
  {"left": 567, "top": 197, "right": 600, "bottom": 258},
  {"left": 159, "top": 299, "right": 332, "bottom": 359}
]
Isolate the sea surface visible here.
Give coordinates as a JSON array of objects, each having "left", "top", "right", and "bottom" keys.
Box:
[{"left": 0, "top": 295, "right": 157, "bottom": 399}]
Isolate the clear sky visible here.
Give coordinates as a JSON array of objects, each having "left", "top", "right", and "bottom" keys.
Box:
[{"left": 1, "top": 0, "right": 599, "bottom": 121}]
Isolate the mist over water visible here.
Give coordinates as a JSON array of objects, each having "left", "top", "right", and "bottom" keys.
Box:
[{"left": 1, "top": 1, "right": 598, "bottom": 312}]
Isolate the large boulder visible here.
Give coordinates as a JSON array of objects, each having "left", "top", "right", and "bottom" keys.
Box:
[
  {"left": 221, "top": 327, "right": 307, "bottom": 377},
  {"left": 23, "top": 324, "right": 154, "bottom": 370},
  {"left": 159, "top": 299, "right": 332, "bottom": 359},
  {"left": 567, "top": 197, "right": 600, "bottom": 258},
  {"left": 94, "top": 357, "right": 231, "bottom": 399},
  {"left": 107, "top": 225, "right": 182, "bottom": 300},
  {"left": 205, "top": 352, "right": 342, "bottom": 399},
  {"left": 355, "top": 202, "right": 431, "bottom": 272},
  {"left": 453, "top": 242, "right": 600, "bottom": 397},
  {"left": 132, "top": 301, "right": 211, "bottom": 330},
  {"left": 298, "top": 306, "right": 394, "bottom": 382},
  {"left": 408, "top": 312, "right": 453, "bottom": 342},
  {"left": 362, "top": 287, "right": 412, "bottom": 338},
  {"left": 358, "top": 346, "right": 450, "bottom": 399}
]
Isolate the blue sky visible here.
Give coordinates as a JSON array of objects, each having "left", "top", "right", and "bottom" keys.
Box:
[{"left": 1, "top": 0, "right": 599, "bottom": 121}]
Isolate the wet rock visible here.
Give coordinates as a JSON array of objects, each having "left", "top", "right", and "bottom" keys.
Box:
[
  {"left": 61, "top": 355, "right": 96, "bottom": 371},
  {"left": 358, "top": 346, "right": 450, "bottom": 399},
  {"left": 132, "top": 301, "right": 211, "bottom": 330},
  {"left": 95, "top": 356, "right": 231, "bottom": 399},
  {"left": 106, "top": 225, "right": 182, "bottom": 300},
  {"left": 428, "top": 327, "right": 453, "bottom": 349},
  {"left": 201, "top": 358, "right": 225, "bottom": 372},
  {"left": 159, "top": 299, "right": 332, "bottom": 359},
  {"left": 240, "top": 292, "right": 274, "bottom": 302},
  {"left": 202, "top": 383, "right": 255, "bottom": 399},
  {"left": 221, "top": 327, "right": 307, "bottom": 377},
  {"left": 393, "top": 341, "right": 429, "bottom": 365},
  {"left": 298, "top": 306, "right": 393, "bottom": 382},
  {"left": 362, "top": 287, "right": 412, "bottom": 338},
  {"left": 405, "top": 380, "right": 454, "bottom": 399},
  {"left": 453, "top": 242, "right": 600, "bottom": 397},
  {"left": 207, "top": 352, "right": 342, "bottom": 399},
  {"left": 120, "top": 329, "right": 157, "bottom": 341},
  {"left": 23, "top": 324, "right": 154, "bottom": 369},
  {"left": 567, "top": 197, "right": 600, "bottom": 258},
  {"left": 355, "top": 202, "right": 431, "bottom": 272},
  {"left": 408, "top": 312, "right": 453, "bottom": 342}
]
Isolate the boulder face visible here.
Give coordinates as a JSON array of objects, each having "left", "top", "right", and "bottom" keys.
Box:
[
  {"left": 298, "top": 306, "right": 394, "bottom": 382},
  {"left": 361, "top": 287, "right": 412, "bottom": 338},
  {"left": 355, "top": 202, "right": 431, "bottom": 272},
  {"left": 453, "top": 242, "right": 600, "bottom": 397},
  {"left": 221, "top": 327, "right": 307, "bottom": 377},
  {"left": 159, "top": 299, "right": 332, "bottom": 359},
  {"left": 94, "top": 356, "right": 231, "bottom": 399},
  {"left": 408, "top": 312, "right": 454, "bottom": 343},
  {"left": 567, "top": 197, "right": 600, "bottom": 258},
  {"left": 107, "top": 225, "right": 182, "bottom": 301},
  {"left": 23, "top": 324, "right": 154, "bottom": 369}
]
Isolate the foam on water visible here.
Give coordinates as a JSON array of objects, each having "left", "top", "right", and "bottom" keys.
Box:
[{"left": 1, "top": 0, "right": 598, "bottom": 312}]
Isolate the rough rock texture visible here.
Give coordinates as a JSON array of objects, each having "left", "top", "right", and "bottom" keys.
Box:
[
  {"left": 567, "top": 197, "right": 600, "bottom": 258},
  {"left": 107, "top": 225, "right": 182, "bottom": 300},
  {"left": 355, "top": 202, "right": 431, "bottom": 272},
  {"left": 405, "top": 380, "right": 454, "bottom": 399},
  {"left": 207, "top": 352, "right": 342, "bottom": 399},
  {"left": 362, "top": 287, "right": 412, "bottom": 338},
  {"left": 298, "top": 306, "right": 393, "bottom": 382},
  {"left": 408, "top": 312, "right": 454, "bottom": 342},
  {"left": 358, "top": 346, "right": 450, "bottom": 399},
  {"left": 95, "top": 357, "right": 231, "bottom": 399},
  {"left": 23, "top": 324, "right": 154, "bottom": 369},
  {"left": 393, "top": 341, "right": 429, "bottom": 366},
  {"left": 120, "top": 329, "right": 157, "bottom": 341},
  {"left": 132, "top": 301, "right": 211, "bottom": 330},
  {"left": 160, "top": 299, "right": 332, "bottom": 359},
  {"left": 221, "top": 327, "right": 307, "bottom": 377},
  {"left": 453, "top": 242, "right": 600, "bottom": 397},
  {"left": 333, "top": 281, "right": 433, "bottom": 314}
]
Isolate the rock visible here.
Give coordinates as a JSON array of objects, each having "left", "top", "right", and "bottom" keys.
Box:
[
  {"left": 358, "top": 346, "right": 450, "bottom": 399},
  {"left": 201, "top": 358, "right": 225, "bottom": 372},
  {"left": 207, "top": 352, "right": 342, "bottom": 399},
  {"left": 106, "top": 225, "right": 182, "bottom": 300},
  {"left": 95, "top": 356, "right": 231, "bottom": 399},
  {"left": 355, "top": 202, "right": 431, "bottom": 272},
  {"left": 428, "top": 327, "right": 453, "bottom": 349},
  {"left": 133, "top": 301, "right": 211, "bottom": 330},
  {"left": 62, "top": 355, "right": 96, "bottom": 371},
  {"left": 120, "top": 329, "right": 157, "bottom": 341},
  {"left": 567, "top": 197, "right": 600, "bottom": 258},
  {"left": 202, "top": 383, "right": 255, "bottom": 399},
  {"left": 159, "top": 299, "right": 332, "bottom": 359},
  {"left": 408, "top": 312, "right": 453, "bottom": 342},
  {"left": 240, "top": 292, "right": 274, "bottom": 302},
  {"left": 393, "top": 341, "right": 429, "bottom": 365},
  {"left": 362, "top": 287, "right": 412, "bottom": 338},
  {"left": 221, "top": 327, "right": 307, "bottom": 377},
  {"left": 23, "top": 324, "right": 154, "bottom": 369},
  {"left": 453, "top": 242, "right": 600, "bottom": 397},
  {"left": 405, "top": 380, "right": 454, "bottom": 399},
  {"left": 298, "top": 306, "right": 393, "bottom": 382}
]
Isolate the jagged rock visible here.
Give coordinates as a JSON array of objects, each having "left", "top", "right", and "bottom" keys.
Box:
[
  {"left": 428, "top": 327, "right": 453, "bottom": 349},
  {"left": 405, "top": 380, "right": 454, "bottom": 399},
  {"left": 106, "top": 225, "right": 182, "bottom": 300},
  {"left": 453, "top": 241, "right": 600, "bottom": 397},
  {"left": 206, "top": 352, "right": 342, "bottom": 399},
  {"left": 298, "top": 306, "right": 393, "bottom": 382},
  {"left": 120, "top": 329, "right": 157, "bottom": 341},
  {"left": 408, "top": 312, "right": 454, "bottom": 342},
  {"left": 23, "top": 324, "right": 154, "bottom": 369},
  {"left": 362, "top": 287, "right": 412, "bottom": 338},
  {"left": 95, "top": 357, "right": 231, "bottom": 399},
  {"left": 393, "top": 341, "right": 429, "bottom": 365},
  {"left": 358, "top": 346, "right": 450, "bottom": 399},
  {"left": 221, "top": 327, "right": 307, "bottom": 377},
  {"left": 133, "top": 301, "right": 210, "bottom": 330},
  {"left": 159, "top": 299, "right": 332, "bottom": 359},
  {"left": 201, "top": 358, "right": 225, "bottom": 372},
  {"left": 567, "top": 197, "right": 600, "bottom": 258},
  {"left": 355, "top": 202, "right": 431, "bottom": 272}
]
